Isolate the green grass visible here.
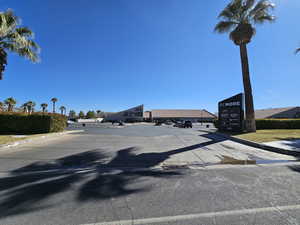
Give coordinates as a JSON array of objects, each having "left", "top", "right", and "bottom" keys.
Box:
[{"left": 233, "top": 129, "right": 300, "bottom": 143}]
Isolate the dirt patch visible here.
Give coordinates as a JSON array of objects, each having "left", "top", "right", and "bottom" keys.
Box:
[{"left": 219, "top": 155, "right": 256, "bottom": 165}]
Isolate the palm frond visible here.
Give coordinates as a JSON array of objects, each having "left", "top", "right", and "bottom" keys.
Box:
[
  {"left": 249, "top": 0, "right": 275, "bottom": 18},
  {"left": 0, "top": 9, "right": 18, "bottom": 38},
  {"left": 244, "top": 0, "right": 256, "bottom": 11},
  {"left": 0, "top": 9, "right": 40, "bottom": 79},
  {"left": 253, "top": 14, "right": 275, "bottom": 24},
  {"left": 218, "top": 0, "right": 243, "bottom": 21},
  {"left": 17, "top": 47, "right": 39, "bottom": 62},
  {"left": 2, "top": 9, "right": 19, "bottom": 26},
  {"left": 295, "top": 48, "right": 300, "bottom": 54},
  {"left": 214, "top": 21, "right": 238, "bottom": 33},
  {"left": 218, "top": 8, "right": 234, "bottom": 20},
  {"left": 15, "top": 27, "right": 34, "bottom": 38}
]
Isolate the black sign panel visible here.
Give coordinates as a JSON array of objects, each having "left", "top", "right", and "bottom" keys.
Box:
[{"left": 218, "top": 93, "right": 244, "bottom": 132}]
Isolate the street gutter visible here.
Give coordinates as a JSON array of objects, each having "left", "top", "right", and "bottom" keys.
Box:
[{"left": 199, "top": 129, "right": 300, "bottom": 157}]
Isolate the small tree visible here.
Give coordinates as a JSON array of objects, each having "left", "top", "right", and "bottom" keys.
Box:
[
  {"left": 86, "top": 111, "right": 96, "bottom": 119},
  {"left": 41, "top": 103, "right": 48, "bottom": 113},
  {"left": 78, "top": 111, "right": 85, "bottom": 119},
  {"left": 21, "top": 103, "right": 27, "bottom": 113},
  {"left": 69, "top": 110, "right": 76, "bottom": 119},
  {"left": 4, "top": 97, "right": 16, "bottom": 112},
  {"left": 0, "top": 101, "right": 4, "bottom": 111},
  {"left": 26, "top": 101, "right": 35, "bottom": 114}
]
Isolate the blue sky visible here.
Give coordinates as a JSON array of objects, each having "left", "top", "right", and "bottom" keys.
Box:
[{"left": 0, "top": 0, "right": 299, "bottom": 114}]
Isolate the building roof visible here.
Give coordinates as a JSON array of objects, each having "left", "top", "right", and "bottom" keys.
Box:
[
  {"left": 255, "top": 107, "right": 300, "bottom": 119},
  {"left": 151, "top": 109, "right": 216, "bottom": 118}
]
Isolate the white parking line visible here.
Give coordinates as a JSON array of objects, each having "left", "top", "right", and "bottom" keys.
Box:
[{"left": 81, "top": 204, "right": 300, "bottom": 225}]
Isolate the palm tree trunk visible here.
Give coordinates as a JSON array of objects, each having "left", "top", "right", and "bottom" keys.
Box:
[
  {"left": 239, "top": 44, "right": 256, "bottom": 132},
  {"left": 53, "top": 102, "right": 55, "bottom": 113}
]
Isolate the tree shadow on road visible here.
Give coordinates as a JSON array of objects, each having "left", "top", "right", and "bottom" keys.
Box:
[{"left": 0, "top": 136, "right": 225, "bottom": 219}]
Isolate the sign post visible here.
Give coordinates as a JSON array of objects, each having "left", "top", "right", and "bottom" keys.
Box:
[{"left": 218, "top": 93, "right": 244, "bottom": 132}]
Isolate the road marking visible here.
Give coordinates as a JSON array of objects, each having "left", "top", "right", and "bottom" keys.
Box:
[{"left": 81, "top": 204, "right": 300, "bottom": 225}]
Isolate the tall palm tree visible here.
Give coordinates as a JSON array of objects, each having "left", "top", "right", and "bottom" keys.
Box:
[
  {"left": 59, "top": 106, "right": 66, "bottom": 115},
  {"left": 26, "top": 101, "right": 35, "bottom": 114},
  {"left": 51, "top": 98, "right": 58, "bottom": 113},
  {"left": 41, "top": 103, "right": 48, "bottom": 113},
  {"left": 0, "top": 9, "right": 40, "bottom": 80},
  {"left": 4, "top": 97, "right": 16, "bottom": 111},
  {"left": 215, "top": 0, "right": 275, "bottom": 132}
]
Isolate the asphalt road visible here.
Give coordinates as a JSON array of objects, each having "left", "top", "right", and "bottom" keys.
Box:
[{"left": 0, "top": 124, "right": 300, "bottom": 225}]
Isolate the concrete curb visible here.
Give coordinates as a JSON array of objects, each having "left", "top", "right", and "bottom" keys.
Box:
[
  {"left": 0, "top": 130, "right": 84, "bottom": 150},
  {"left": 199, "top": 129, "right": 300, "bottom": 157}
]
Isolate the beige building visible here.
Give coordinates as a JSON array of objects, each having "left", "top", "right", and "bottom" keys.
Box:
[
  {"left": 144, "top": 109, "right": 216, "bottom": 122},
  {"left": 255, "top": 107, "right": 300, "bottom": 119}
]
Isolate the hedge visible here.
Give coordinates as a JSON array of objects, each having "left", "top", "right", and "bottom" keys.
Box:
[
  {"left": 214, "top": 119, "right": 300, "bottom": 130},
  {"left": 0, "top": 113, "right": 67, "bottom": 134},
  {"left": 256, "top": 119, "right": 300, "bottom": 130}
]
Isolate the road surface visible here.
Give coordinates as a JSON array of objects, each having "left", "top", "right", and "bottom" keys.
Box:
[{"left": 0, "top": 124, "right": 299, "bottom": 225}]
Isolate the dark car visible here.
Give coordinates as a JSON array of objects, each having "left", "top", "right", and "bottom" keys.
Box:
[
  {"left": 112, "top": 120, "right": 124, "bottom": 126},
  {"left": 173, "top": 121, "right": 184, "bottom": 128},
  {"left": 164, "top": 120, "right": 173, "bottom": 125},
  {"left": 174, "top": 121, "right": 192, "bottom": 128},
  {"left": 155, "top": 121, "right": 163, "bottom": 126},
  {"left": 184, "top": 121, "right": 192, "bottom": 128}
]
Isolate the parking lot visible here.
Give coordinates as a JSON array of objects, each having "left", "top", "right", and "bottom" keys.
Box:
[
  {"left": 62, "top": 123, "right": 297, "bottom": 169},
  {"left": 1, "top": 123, "right": 300, "bottom": 225}
]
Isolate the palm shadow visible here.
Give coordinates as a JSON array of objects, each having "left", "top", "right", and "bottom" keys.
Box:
[
  {"left": 0, "top": 136, "right": 224, "bottom": 219},
  {"left": 272, "top": 138, "right": 300, "bottom": 151}
]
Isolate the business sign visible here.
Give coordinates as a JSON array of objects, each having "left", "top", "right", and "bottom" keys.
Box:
[{"left": 218, "top": 93, "right": 244, "bottom": 132}]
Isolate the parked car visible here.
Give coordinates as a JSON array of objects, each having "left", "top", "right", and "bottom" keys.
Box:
[
  {"left": 184, "top": 121, "right": 192, "bottom": 128},
  {"left": 112, "top": 120, "right": 124, "bottom": 126},
  {"left": 173, "top": 121, "right": 184, "bottom": 128},
  {"left": 155, "top": 121, "right": 163, "bottom": 126},
  {"left": 164, "top": 120, "right": 173, "bottom": 125},
  {"left": 174, "top": 121, "right": 192, "bottom": 128}
]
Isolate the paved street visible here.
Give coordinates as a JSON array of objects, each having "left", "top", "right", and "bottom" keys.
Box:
[{"left": 0, "top": 124, "right": 300, "bottom": 224}]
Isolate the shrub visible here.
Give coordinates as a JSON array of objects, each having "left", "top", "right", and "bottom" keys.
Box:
[
  {"left": 0, "top": 112, "right": 67, "bottom": 134},
  {"left": 256, "top": 119, "right": 300, "bottom": 130},
  {"left": 214, "top": 119, "right": 300, "bottom": 131}
]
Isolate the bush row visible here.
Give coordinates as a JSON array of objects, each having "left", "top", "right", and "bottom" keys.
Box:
[
  {"left": 214, "top": 119, "right": 300, "bottom": 130},
  {"left": 0, "top": 112, "right": 67, "bottom": 134},
  {"left": 256, "top": 119, "right": 300, "bottom": 129}
]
